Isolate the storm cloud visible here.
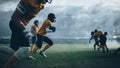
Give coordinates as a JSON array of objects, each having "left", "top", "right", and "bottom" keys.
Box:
[
  {"left": 0, "top": 0, "right": 17, "bottom": 4},
  {"left": 0, "top": 0, "right": 120, "bottom": 39}
]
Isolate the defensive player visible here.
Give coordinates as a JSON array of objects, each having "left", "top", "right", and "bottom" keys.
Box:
[
  {"left": 99, "top": 32, "right": 109, "bottom": 53},
  {"left": 89, "top": 29, "right": 100, "bottom": 51}
]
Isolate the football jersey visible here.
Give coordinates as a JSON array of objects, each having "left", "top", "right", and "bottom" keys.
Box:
[
  {"left": 12, "top": 0, "right": 44, "bottom": 27},
  {"left": 31, "top": 25, "right": 40, "bottom": 36},
  {"left": 94, "top": 31, "right": 103, "bottom": 37},
  {"left": 37, "top": 19, "right": 51, "bottom": 36}
]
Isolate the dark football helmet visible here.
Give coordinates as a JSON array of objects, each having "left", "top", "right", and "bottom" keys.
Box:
[{"left": 48, "top": 13, "right": 56, "bottom": 22}]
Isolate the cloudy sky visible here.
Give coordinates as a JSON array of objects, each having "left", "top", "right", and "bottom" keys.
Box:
[{"left": 0, "top": 0, "right": 120, "bottom": 39}]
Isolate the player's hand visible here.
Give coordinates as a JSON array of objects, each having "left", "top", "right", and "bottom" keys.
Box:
[{"left": 49, "top": 26, "right": 56, "bottom": 32}]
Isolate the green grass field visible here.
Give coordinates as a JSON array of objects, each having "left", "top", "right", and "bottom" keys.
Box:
[{"left": 0, "top": 44, "right": 120, "bottom": 68}]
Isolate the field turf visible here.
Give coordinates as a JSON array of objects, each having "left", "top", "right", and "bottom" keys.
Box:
[{"left": 0, "top": 44, "right": 120, "bottom": 68}]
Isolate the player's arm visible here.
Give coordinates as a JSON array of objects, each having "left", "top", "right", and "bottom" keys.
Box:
[
  {"left": 46, "top": 24, "right": 56, "bottom": 33},
  {"left": 46, "top": 26, "right": 56, "bottom": 33},
  {"left": 45, "top": 20, "right": 56, "bottom": 33},
  {"left": 89, "top": 36, "right": 93, "bottom": 43},
  {"left": 49, "top": 26, "right": 56, "bottom": 32},
  {"left": 46, "top": 28, "right": 52, "bottom": 33}
]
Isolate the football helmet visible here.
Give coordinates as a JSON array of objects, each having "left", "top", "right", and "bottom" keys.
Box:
[{"left": 48, "top": 13, "right": 56, "bottom": 22}]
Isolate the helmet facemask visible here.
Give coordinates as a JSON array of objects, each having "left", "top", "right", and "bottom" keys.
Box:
[
  {"left": 46, "top": 0, "right": 52, "bottom": 4},
  {"left": 37, "top": 0, "right": 52, "bottom": 4},
  {"left": 40, "top": 0, "right": 52, "bottom": 4}
]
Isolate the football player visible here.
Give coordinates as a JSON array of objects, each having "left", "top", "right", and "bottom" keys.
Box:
[
  {"left": 28, "top": 13, "right": 56, "bottom": 58},
  {"left": 28, "top": 20, "right": 40, "bottom": 60},
  {"left": 4, "top": 0, "right": 52, "bottom": 68},
  {"left": 89, "top": 29, "right": 100, "bottom": 51}
]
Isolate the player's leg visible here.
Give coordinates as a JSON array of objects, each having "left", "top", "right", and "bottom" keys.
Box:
[
  {"left": 4, "top": 55, "right": 17, "bottom": 68},
  {"left": 105, "top": 44, "right": 109, "bottom": 52},
  {"left": 30, "top": 44, "right": 34, "bottom": 52},
  {"left": 99, "top": 42, "right": 105, "bottom": 53},
  {"left": 100, "top": 44, "right": 105, "bottom": 53},
  {"left": 4, "top": 47, "right": 29, "bottom": 68},
  {"left": 28, "top": 45, "right": 38, "bottom": 60},
  {"left": 94, "top": 42, "right": 97, "bottom": 51},
  {"left": 102, "top": 46, "right": 105, "bottom": 53},
  {"left": 30, "top": 36, "right": 37, "bottom": 51},
  {"left": 28, "top": 34, "right": 43, "bottom": 59},
  {"left": 39, "top": 36, "right": 53, "bottom": 57},
  {"left": 4, "top": 20, "right": 29, "bottom": 68},
  {"left": 101, "top": 41, "right": 106, "bottom": 53},
  {"left": 28, "top": 36, "right": 37, "bottom": 60},
  {"left": 96, "top": 41, "right": 100, "bottom": 51}
]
